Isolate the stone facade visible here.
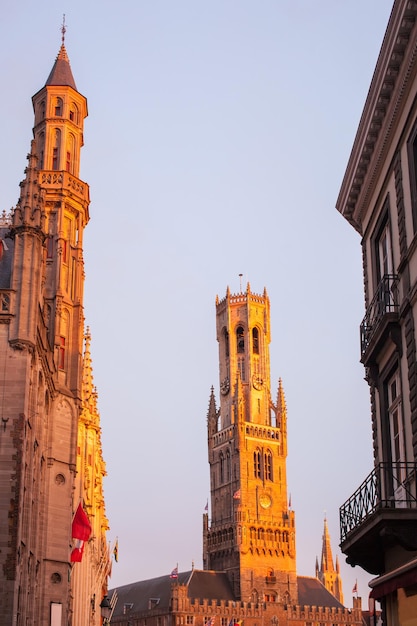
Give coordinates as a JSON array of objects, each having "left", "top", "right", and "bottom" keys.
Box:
[
  {"left": 337, "top": 1, "right": 417, "bottom": 623},
  {"left": 0, "top": 37, "right": 109, "bottom": 625}
]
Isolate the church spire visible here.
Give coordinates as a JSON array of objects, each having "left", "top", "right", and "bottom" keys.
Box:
[
  {"left": 316, "top": 516, "right": 344, "bottom": 604},
  {"left": 321, "top": 515, "right": 335, "bottom": 572}
]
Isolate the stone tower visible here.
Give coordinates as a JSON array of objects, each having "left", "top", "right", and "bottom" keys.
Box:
[
  {"left": 316, "top": 516, "right": 344, "bottom": 604},
  {"left": 203, "top": 284, "right": 297, "bottom": 605},
  {"left": 0, "top": 35, "right": 109, "bottom": 624}
]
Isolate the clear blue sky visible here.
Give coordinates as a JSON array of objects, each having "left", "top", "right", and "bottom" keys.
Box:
[{"left": 1, "top": 0, "right": 394, "bottom": 608}]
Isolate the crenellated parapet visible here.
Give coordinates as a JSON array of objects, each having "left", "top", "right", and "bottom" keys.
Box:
[{"left": 286, "top": 603, "right": 362, "bottom": 624}]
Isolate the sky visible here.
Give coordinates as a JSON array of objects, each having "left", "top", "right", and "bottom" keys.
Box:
[{"left": 0, "top": 0, "right": 395, "bottom": 610}]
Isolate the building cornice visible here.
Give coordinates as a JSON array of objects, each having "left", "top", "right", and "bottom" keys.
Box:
[{"left": 336, "top": 0, "right": 417, "bottom": 233}]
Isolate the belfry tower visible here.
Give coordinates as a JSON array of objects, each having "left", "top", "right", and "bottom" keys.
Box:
[{"left": 203, "top": 284, "right": 297, "bottom": 605}]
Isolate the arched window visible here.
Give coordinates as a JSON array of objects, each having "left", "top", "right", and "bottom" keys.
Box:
[
  {"left": 254, "top": 449, "right": 262, "bottom": 478},
  {"left": 264, "top": 450, "right": 273, "bottom": 481},
  {"left": 252, "top": 328, "right": 259, "bottom": 354},
  {"left": 69, "top": 102, "right": 79, "bottom": 124},
  {"left": 52, "top": 129, "right": 61, "bottom": 170},
  {"left": 223, "top": 328, "right": 229, "bottom": 358},
  {"left": 38, "top": 132, "right": 45, "bottom": 169},
  {"left": 219, "top": 452, "right": 224, "bottom": 483},
  {"left": 236, "top": 326, "right": 245, "bottom": 353},
  {"left": 59, "top": 309, "right": 70, "bottom": 370},
  {"left": 66, "top": 133, "right": 76, "bottom": 173},
  {"left": 226, "top": 449, "right": 231, "bottom": 481},
  {"left": 54, "top": 97, "right": 63, "bottom": 117}
]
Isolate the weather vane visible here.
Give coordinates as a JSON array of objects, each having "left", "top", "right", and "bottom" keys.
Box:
[{"left": 61, "top": 14, "right": 66, "bottom": 44}]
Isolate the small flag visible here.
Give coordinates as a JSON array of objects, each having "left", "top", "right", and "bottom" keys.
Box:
[
  {"left": 113, "top": 539, "right": 119, "bottom": 563},
  {"left": 170, "top": 566, "right": 178, "bottom": 579},
  {"left": 233, "top": 489, "right": 241, "bottom": 500},
  {"left": 204, "top": 500, "right": 208, "bottom": 512},
  {"left": 352, "top": 580, "right": 358, "bottom": 594},
  {"left": 70, "top": 503, "right": 91, "bottom": 563}
]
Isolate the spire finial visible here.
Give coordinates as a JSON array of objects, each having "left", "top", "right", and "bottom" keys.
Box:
[{"left": 61, "top": 14, "right": 66, "bottom": 44}]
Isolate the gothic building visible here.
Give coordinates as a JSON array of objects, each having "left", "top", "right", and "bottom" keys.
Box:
[
  {"left": 0, "top": 36, "right": 109, "bottom": 624},
  {"left": 336, "top": 0, "right": 417, "bottom": 624},
  {"left": 109, "top": 286, "right": 362, "bottom": 626}
]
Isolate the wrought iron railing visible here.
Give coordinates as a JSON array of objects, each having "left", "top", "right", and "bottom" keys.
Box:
[
  {"left": 340, "top": 461, "right": 417, "bottom": 542},
  {"left": 360, "top": 274, "right": 399, "bottom": 356}
]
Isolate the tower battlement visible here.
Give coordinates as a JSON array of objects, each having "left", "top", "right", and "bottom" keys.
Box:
[{"left": 216, "top": 284, "right": 269, "bottom": 311}]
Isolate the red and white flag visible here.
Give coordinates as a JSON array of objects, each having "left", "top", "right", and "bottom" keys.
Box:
[
  {"left": 352, "top": 581, "right": 358, "bottom": 595},
  {"left": 70, "top": 503, "right": 91, "bottom": 562}
]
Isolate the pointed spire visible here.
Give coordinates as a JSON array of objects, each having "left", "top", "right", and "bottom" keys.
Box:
[
  {"left": 45, "top": 19, "right": 77, "bottom": 89},
  {"left": 320, "top": 516, "right": 335, "bottom": 573},
  {"left": 13, "top": 140, "right": 45, "bottom": 230},
  {"left": 207, "top": 387, "right": 218, "bottom": 436},
  {"left": 276, "top": 378, "right": 287, "bottom": 429},
  {"left": 82, "top": 327, "right": 99, "bottom": 421}
]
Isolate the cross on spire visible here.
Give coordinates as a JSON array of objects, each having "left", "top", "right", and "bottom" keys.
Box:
[{"left": 61, "top": 14, "right": 66, "bottom": 44}]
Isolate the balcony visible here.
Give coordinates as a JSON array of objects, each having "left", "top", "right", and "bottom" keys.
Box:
[
  {"left": 360, "top": 274, "right": 400, "bottom": 364},
  {"left": 340, "top": 462, "right": 417, "bottom": 574}
]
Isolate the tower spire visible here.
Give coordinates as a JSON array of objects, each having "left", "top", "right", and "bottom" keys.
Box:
[{"left": 316, "top": 516, "right": 344, "bottom": 604}]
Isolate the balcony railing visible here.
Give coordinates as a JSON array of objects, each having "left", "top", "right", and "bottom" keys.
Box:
[
  {"left": 360, "top": 274, "right": 399, "bottom": 357},
  {"left": 340, "top": 462, "right": 417, "bottom": 542}
]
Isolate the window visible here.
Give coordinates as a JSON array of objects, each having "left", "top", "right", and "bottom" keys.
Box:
[
  {"left": 220, "top": 452, "right": 224, "bottom": 483},
  {"left": 52, "top": 129, "right": 61, "bottom": 170},
  {"left": 226, "top": 449, "right": 231, "bottom": 481},
  {"left": 387, "top": 370, "right": 405, "bottom": 491},
  {"left": 54, "top": 97, "right": 63, "bottom": 116},
  {"left": 264, "top": 450, "right": 273, "bottom": 481},
  {"left": 377, "top": 219, "right": 393, "bottom": 280},
  {"left": 69, "top": 103, "right": 78, "bottom": 123},
  {"left": 46, "top": 236, "right": 54, "bottom": 259},
  {"left": 254, "top": 449, "right": 262, "bottom": 478},
  {"left": 236, "top": 326, "right": 245, "bottom": 353},
  {"left": 58, "top": 337, "right": 65, "bottom": 370},
  {"left": 224, "top": 329, "right": 229, "bottom": 358},
  {"left": 237, "top": 356, "right": 245, "bottom": 382},
  {"left": 252, "top": 328, "right": 259, "bottom": 354}
]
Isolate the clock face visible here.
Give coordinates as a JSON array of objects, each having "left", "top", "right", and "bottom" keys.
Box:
[
  {"left": 252, "top": 375, "right": 264, "bottom": 390},
  {"left": 220, "top": 377, "right": 230, "bottom": 395},
  {"left": 259, "top": 494, "right": 272, "bottom": 509}
]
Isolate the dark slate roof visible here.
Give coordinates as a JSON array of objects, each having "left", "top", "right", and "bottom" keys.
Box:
[
  {"left": 45, "top": 44, "right": 77, "bottom": 89},
  {"left": 297, "top": 576, "right": 345, "bottom": 610},
  {"left": 110, "top": 570, "right": 236, "bottom": 619},
  {"left": 0, "top": 228, "right": 13, "bottom": 289},
  {"left": 110, "top": 571, "right": 346, "bottom": 619},
  {"left": 187, "top": 570, "right": 235, "bottom": 602}
]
